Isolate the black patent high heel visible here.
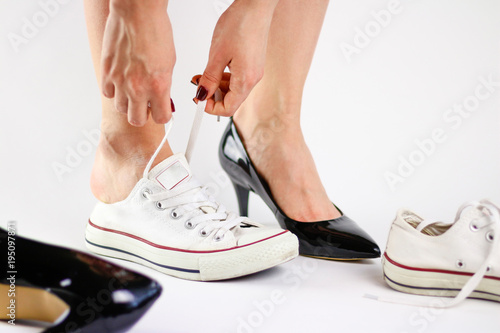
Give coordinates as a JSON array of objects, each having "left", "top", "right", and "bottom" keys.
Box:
[
  {"left": 232, "top": 182, "right": 250, "bottom": 217},
  {"left": 219, "top": 119, "right": 381, "bottom": 260},
  {"left": 0, "top": 225, "right": 162, "bottom": 332}
]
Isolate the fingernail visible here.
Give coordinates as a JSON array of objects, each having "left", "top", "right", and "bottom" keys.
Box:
[
  {"left": 192, "top": 97, "right": 197, "bottom": 104},
  {"left": 195, "top": 85, "right": 208, "bottom": 101},
  {"left": 190, "top": 78, "right": 200, "bottom": 86},
  {"left": 170, "top": 98, "right": 175, "bottom": 112}
]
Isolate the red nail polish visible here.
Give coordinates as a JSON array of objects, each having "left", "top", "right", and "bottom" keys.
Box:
[
  {"left": 195, "top": 86, "right": 208, "bottom": 101},
  {"left": 170, "top": 98, "right": 175, "bottom": 112}
]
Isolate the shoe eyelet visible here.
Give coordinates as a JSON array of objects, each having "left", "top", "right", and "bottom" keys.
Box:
[
  {"left": 486, "top": 266, "right": 491, "bottom": 272},
  {"left": 486, "top": 231, "right": 494, "bottom": 242},
  {"left": 199, "top": 229, "right": 208, "bottom": 237},
  {"left": 456, "top": 260, "right": 465, "bottom": 269},
  {"left": 155, "top": 201, "right": 166, "bottom": 211},
  {"left": 170, "top": 210, "right": 181, "bottom": 219},
  {"left": 214, "top": 234, "right": 224, "bottom": 242},
  {"left": 142, "top": 188, "right": 152, "bottom": 199},
  {"left": 185, "top": 221, "right": 194, "bottom": 229},
  {"left": 469, "top": 220, "right": 479, "bottom": 232}
]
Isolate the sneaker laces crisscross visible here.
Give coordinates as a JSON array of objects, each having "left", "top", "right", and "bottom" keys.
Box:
[{"left": 140, "top": 100, "right": 248, "bottom": 242}]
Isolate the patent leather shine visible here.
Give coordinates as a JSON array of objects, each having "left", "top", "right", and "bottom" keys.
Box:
[
  {"left": 219, "top": 119, "right": 381, "bottom": 260},
  {"left": 0, "top": 227, "right": 162, "bottom": 332}
]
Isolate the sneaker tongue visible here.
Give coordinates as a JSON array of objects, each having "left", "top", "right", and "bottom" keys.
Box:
[{"left": 148, "top": 153, "right": 192, "bottom": 190}]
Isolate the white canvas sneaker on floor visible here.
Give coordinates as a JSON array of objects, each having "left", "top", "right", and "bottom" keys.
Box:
[
  {"left": 382, "top": 200, "right": 499, "bottom": 305},
  {"left": 85, "top": 104, "right": 298, "bottom": 281}
]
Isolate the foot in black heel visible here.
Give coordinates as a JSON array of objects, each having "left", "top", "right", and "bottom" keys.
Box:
[
  {"left": 219, "top": 119, "right": 381, "bottom": 260},
  {"left": 0, "top": 225, "right": 162, "bottom": 332}
]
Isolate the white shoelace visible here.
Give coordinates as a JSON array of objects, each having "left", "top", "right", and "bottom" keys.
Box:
[
  {"left": 366, "top": 200, "right": 499, "bottom": 308},
  {"left": 141, "top": 101, "right": 247, "bottom": 241}
]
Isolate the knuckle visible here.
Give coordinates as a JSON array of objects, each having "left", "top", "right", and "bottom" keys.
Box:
[
  {"left": 124, "top": 71, "right": 143, "bottom": 90},
  {"left": 127, "top": 83, "right": 145, "bottom": 100},
  {"left": 232, "top": 69, "right": 264, "bottom": 92},
  {"left": 109, "top": 68, "right": 123, "bottom": 81},
  {"left": 150, "top": 75, "right": 169, "bottom": 94},
  {"left": 202, "top": 70, "right": 220, "bottom": 85}
]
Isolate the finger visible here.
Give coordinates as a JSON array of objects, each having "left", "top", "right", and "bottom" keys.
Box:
[
  {"left": 203, "top": 92, "right": 234, "bottom": 117},
  {"left": 191, "top": 73, "right": 230, "bottom": 90},
  {"left": 218, "top": 81, "right": 230, "bottom": 96},
  {"left": 213, "top": 90, "right": 243, "bottom": 117},
  {"left": 102, "top": 78, "right": 115, "bottom": 98},
  {"left": 195, "top": 53, "right": 229, "bottom": 103},
  {"left": 127, "top": 98, "right": 148, "bottom": 127},
  {"left": 149, "top": 95, "right": 172, "bottom": 124},
  {"left": 204, "top": 98, "right": 215, "bottom": 114},
  {"left": 114, "top": 87, "right": 128, "bottom": 114},
  {"left": 100, "top": 52, "right": 115, "bottom": 98},
  {"left": 191, "top": 72, "right": 230, "bottom": 109},
  {"left": 206, "top": 71, "right": 253, "bottom": 117}
]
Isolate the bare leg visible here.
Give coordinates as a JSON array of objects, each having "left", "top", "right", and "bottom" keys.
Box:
[
  {"left": 233, "top": 0, "right": 341, "bottom": 221},
  {"left": 84, "top": 0, "right": 173, "bottom": 203}
]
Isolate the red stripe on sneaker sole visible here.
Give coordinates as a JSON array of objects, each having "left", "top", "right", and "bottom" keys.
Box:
[
  {"left": 88, "top": 220, "right": 289, "bottom": 254},
  {"left": 384, "top": 252, "right": 500, "bottom": 281}
]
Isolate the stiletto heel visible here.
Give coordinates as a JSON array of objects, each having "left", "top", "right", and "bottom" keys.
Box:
[
  {"left": 219, "top": 119, "right": 380, "bottom": 260},
  {"left": 232, "top": 181, "right": 250, "bottom": 216}
]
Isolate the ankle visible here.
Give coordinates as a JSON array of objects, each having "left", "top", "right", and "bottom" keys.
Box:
[
  {"left": 91, "top": 130, "right": 173, "bottom": 204},
  {"left": 233, "top": 112, "right": 303, "bottom": 156},
  {"left": 98, "top": 131, "right": 161, "bottom": 161}
]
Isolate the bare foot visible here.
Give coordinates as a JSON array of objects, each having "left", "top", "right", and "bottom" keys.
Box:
[
  {"left": 233, "top": 118, "right": 341, "bottom": 222},
  {"left": 90, "top": 131, "right": 173, "bottom": 204}
]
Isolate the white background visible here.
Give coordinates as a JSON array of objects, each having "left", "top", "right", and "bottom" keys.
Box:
[{"left": 0, "top": 0, "right": 499, "bottom": 332}]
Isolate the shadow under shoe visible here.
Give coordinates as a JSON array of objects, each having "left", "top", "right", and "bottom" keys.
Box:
[
  {"left": 219, "top": 119, "right": 380, "bottom": 260},
  {"left": 0, "top": 226, "right": 162, "bottom": 333}
]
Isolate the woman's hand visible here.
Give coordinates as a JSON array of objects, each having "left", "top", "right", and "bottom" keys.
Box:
[
  {"left": 195, "top": 0, "right": 279, "bottom": 117},
  {"left": 101, "top": 0, "right": 175, "bottom": 127}
]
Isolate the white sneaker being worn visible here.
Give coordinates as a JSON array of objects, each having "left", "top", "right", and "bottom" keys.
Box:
[
  {"left": 382, "top": 200, "right": 499, "bottom": 306},
  {"left": 85, "top": 103, "right": 298, "bottom": 281}
]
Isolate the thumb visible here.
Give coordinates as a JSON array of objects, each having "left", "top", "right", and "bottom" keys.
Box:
[{"left": 195, "top": 54, "right": 228, "bottom": 108}]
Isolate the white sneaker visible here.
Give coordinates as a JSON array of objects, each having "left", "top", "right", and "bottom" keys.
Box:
[
  {"left": 382, "top": 200, "right": 499, "bottom": 305},
  {"left": 86, "top": 108, "right": 298, "bottom": 281},
  {"left": 86, "top": 153, "right": 298, "bottom": 281}
]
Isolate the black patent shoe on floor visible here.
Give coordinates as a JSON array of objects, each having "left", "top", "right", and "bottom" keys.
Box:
[
  {"left": 219, "top": 119, "right": 380, "bottom": 260},
  {"left": 0, "top": 225, "right": 161, "bottom": 332}
]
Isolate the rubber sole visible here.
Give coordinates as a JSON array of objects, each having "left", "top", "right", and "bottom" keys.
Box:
[
  {"left": 383, "top": 253, "right": 500, "bottom": 302},
  {"left": 85, "top": 221, "right": 299, "bottom": 281}
]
